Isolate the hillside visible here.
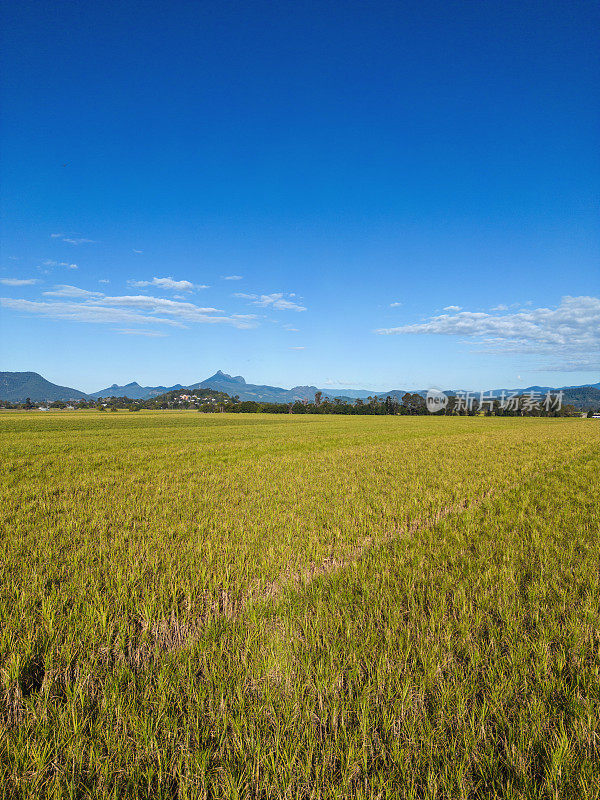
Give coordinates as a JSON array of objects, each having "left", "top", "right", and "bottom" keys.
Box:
[
  {"left": 0, "top": 372, "right": 89, "bottom": 402},
  {"left": 560, "top": 386, "right": 600, "bottom": 410}
]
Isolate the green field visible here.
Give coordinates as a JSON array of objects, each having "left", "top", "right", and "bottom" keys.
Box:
[{"left": 1, "top": 412, "right": 599, "bottom": 799}]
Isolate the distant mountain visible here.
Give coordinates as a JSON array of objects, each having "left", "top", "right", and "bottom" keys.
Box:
[
  {"left": 89, "top": 381, "right": 183, "bottom": 400},
  {"left": 481, "top": 384, "right": 600, "bottom": 410},
  {"left": 190, "top": 370, "right": 321, "bottom": 403},
  {"left": 319, "top": 388, "right": 375, "bottom": 399},
  {"left": 88, "top": 371, "right": 600, "bottom": 410},
  {"left": 563, "top": 381, "right": 600, "bottom": 391},
  {"left": 485, "top": 385, "right": 554, "bottom": 397},
  {"left": 193, "top": 371, "right": 402, "bottom": 402},
  {"left": 559, "top": 386, "right": 600, "bottom": 410},
  {"left": 0, "top": 371, "right": 89, "bottom": 402},
  {"left": 2, "top": 370, "right": 599, "bottom": 410}
]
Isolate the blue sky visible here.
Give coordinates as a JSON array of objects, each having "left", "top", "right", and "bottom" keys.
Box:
[{"left": 1, "top": 0, "right": 598, "bottom": 393}]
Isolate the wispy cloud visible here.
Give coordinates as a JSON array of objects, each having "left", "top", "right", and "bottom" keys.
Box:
[
  {"left": 290, "top": 346, "right": 305, "bottom": 350},
  {"left": 539, "top": 358, "right": 600, "bottom": 372},
  {"left": 132, "top": 249, "right": 143, "bottom": 254},
  {"left": 376, "top": 295, "right": 600, "bottom": 370},
  {"left": 116, "top": 329, "right": 167, "bottom": 337},
  {"left": 43, "top": 260, "right": 77, "bottom": 268},
  {"left": 0, "top": 298, "right": 182, "bottom": 327},
  {"left": 222, "top": 275, "right": 243, "bottom": 280},
  {"left": 235, "top": 292, "right": 306, "bottom": 311},
  {"left": 443, "top": 305, "right": 462, "bottom": 312},
  {"left": 390, "top": 301, "right": 402, "bottom": 308},
  {"left": 1, "top": 288, "right": 258, "bottom": 330},
  {"left": 0, "top": 278, "right": 40, "bottom": 286},
  {"left": 50, "top": 233, "right": 95, "bottom": 244},
  {"left": 95, "top": 295, "right": 224, "bottom": 315},
  {"left": 43, "top": 285, "right": 103, "bottom": 298},
  {"left": 99, "top": 279, "right": 110, "bottom": 284},
  {"left": 62, "top": 237, "right": 95, "bottom": 245},
  {"left": 128, "top": 276, "right": 208, "bottom": 292}
]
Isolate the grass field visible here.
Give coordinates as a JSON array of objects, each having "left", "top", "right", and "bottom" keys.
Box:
[{"left": 1, "top": 412, "right": 599, "bottom": 799}]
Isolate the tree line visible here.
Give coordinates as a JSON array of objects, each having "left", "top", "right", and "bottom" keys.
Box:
[
  {"left": 207, "top": 393, "right": 579, "bottom": 416},
  {"left": 1, "top": 390, "right": 587, "bottom": 416}
]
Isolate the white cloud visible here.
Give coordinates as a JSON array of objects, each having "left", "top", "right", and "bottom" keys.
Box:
[
  {"left": 222, "top": 275, "right": 243, "bottom": 280},
  {"left": 133, "top": 249, "right": 143, "bottom": 254},
  {"left": 128, "top": 276, "right": 208, "bottom": 292},
  {"left": 290, "top": 346, "right": 305, "bottom": 350},
  {"left": 443, "top": 305, "right": 462, "bottom": 312},
  {"left": 390, "top": 301, "right": 402, "bottom": 308},
  {"left": 491, "top": 304, "right": 508, "bottom": 312},
  {"left": 0, "top": 298, "right": 182, "bottom": 327},
  {"left": 42, "top": 260, "right": 77, "bottom": 268},
  {"left": 96, "top": 295, "right": 222, "bottom": 314},
  {"left": 0, "top": 278, "right": 39, "bottom": 286},
  {"left": 235, "top": 292, "right": 306, "bottom": 311},
  {"left": 50, "top": 233, "right": 95, "bottom": 244},
  {"left": 43, "top": 285, "right": 103, "bottom": 298},
  {"left": 376, "top": 296, "right": 600, "bottom": 370},
  {"left": 1, "top": 288, "right": 258, "bottom": 331},
  {"left": 99, "top": 279, "right": 110, "bottom": 284},
  {"left": 116, "top": 329, "right": 167, "bottom": 337}
]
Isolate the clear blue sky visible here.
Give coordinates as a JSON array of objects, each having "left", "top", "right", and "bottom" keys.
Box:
[{"left": 1, "top": 0, "right": 598, "bottom": 392}]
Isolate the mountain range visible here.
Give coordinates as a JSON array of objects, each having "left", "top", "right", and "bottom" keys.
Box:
[
  {"left": 88, "top": 381, "right": 184, "bottom": 400},
  {"left": 1, "top": 370, "right": 600, "bottom": 409}
]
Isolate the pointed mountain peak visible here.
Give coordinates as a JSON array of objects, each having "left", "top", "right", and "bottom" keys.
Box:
[{"left": 207, "top": 370, "right": 246, "bottom": 384}]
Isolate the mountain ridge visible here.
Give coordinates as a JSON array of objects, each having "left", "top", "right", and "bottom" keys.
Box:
[
  {"left": 1, "top": 370, "right": 599, "bottom": 409},
  {"left": 89, "top": 381, "right": 184, "bottom": 400}
]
